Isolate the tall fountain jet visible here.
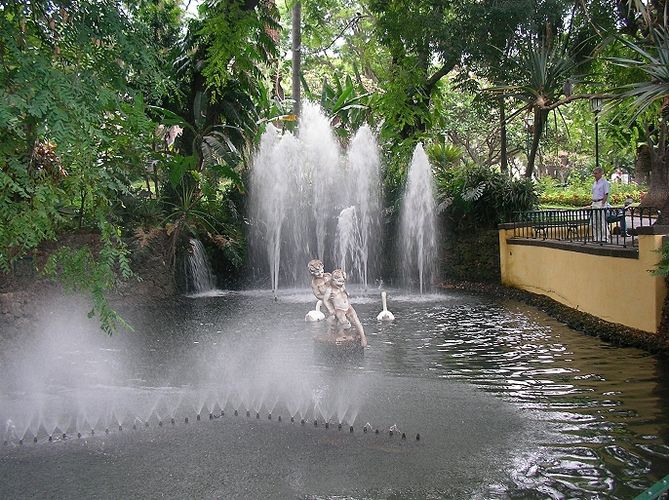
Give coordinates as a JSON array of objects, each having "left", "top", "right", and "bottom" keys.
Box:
[
  {"left": 248, "top": 103, "right": 382, "bottom": 294},
  {"left": 398, "top": 144, "right": 438, "bottom": 293}
]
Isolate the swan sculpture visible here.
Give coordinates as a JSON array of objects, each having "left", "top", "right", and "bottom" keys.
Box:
[
  {"left": 305, "top": 300, "right": 326, "bottom": 321},
  {"left": 376, "top": 291, "right": 395, "bottom": 321}
]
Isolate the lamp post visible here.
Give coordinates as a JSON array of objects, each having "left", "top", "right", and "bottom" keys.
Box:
[{"left": 591, "top": 97, "right": 603, "bottom": 170}]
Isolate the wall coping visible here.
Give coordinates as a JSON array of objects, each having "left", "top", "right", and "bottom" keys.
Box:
[{"left": 506, "top": 238, "right": 639, "bottom": 258}]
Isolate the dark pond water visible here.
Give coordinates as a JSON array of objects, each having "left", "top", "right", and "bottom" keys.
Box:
[{"left": 0, "top": 288, "right": 668, "bottom": 499}]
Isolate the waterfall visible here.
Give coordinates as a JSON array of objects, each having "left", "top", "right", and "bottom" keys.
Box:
[{"left": 184, "top": 238, "right": 216, "bottom": 294}]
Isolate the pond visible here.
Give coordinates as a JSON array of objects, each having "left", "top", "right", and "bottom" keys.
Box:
[{"left": 1, "top": 289, "right": 668, "bottom": 499}]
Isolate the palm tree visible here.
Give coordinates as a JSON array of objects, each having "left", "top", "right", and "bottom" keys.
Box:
[
  {"left": 494, "top": 41, "right": 581, "bottom": 178},
  {"left": 609, "top": 2, "right": 669, "bottom": 220}
]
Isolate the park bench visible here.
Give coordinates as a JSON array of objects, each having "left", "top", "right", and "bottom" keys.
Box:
[{"left": 532, "top": 218, "right": 590, "bottom": 240}]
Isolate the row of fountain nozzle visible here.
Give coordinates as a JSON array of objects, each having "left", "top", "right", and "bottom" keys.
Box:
[{"left": 2, "top": 410, "right": 420, "bottom": 444}]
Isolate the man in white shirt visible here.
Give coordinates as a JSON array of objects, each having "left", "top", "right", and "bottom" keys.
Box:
[{"left": 591, "top": 167, "right": 610, "bottom": 242}]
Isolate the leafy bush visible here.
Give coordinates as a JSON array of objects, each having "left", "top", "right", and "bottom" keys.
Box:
[{"left": 435, "top": 164, "right": 539, "bottom": 231}]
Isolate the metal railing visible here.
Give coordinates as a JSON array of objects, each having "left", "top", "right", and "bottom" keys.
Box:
[{"left": 511, "top": 206, "right": 660, "bottom": 247}]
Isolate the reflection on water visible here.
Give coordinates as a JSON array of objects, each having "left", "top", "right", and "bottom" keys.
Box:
[
  {"left": 1, "top": 289, "right": 668, "bottom": 499},
  {"left": 364, "top": 296, "right": 669, "bottom": 498}
]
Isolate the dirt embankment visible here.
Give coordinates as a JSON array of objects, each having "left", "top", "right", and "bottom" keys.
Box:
[{"left": 0, "top": 231, "right": 176, "bottom": 339}]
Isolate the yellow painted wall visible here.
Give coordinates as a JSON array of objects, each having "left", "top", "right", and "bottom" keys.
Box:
[{"left": 499, "top": 230, "right": 666, "bottom": 333}]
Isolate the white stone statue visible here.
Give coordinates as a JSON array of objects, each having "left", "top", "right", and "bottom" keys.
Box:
[{"left": 322, "top": 269, "right": 368, "bottom": 347}]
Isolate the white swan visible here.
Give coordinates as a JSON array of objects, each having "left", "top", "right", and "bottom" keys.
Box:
[
  {"left": 376, "top": 291, "right": 395, "bottom": 321},
  {"left": 305, "top": 300, "right": 326, "bottom": 321}
]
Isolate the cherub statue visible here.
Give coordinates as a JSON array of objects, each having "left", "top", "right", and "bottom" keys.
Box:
[
  {"left": 307, "top": 259, "right": 331, "bottom": 300},
  {"left": 322, "top": 269, "right": 368, "bottom": 347}
]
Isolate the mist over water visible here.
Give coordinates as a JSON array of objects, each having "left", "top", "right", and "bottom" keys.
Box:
[{"left": 2, "top": 291, "right": 669, "bottom": 499}]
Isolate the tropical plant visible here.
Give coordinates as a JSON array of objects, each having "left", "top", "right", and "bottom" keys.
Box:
[
  {"left": 606, "top": 1, "right": 669, "bottom": 220},
  {"left": 435, "top": 164, "right": 539, "bottom": 230}
]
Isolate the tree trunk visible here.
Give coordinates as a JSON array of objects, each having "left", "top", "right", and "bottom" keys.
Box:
[
  {"left": 500, "top": 97, "right": 508, "bottom": 175},
  {"left": 291, "top": 2, "right": 301, "bottom": 116},
  {"left": 525, "top": 107, "right": 545, "bottom": 178}
]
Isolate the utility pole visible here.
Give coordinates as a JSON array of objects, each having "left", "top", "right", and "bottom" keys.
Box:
[{"left": 291, "top": 1, "right": 301, "bottom": 117}]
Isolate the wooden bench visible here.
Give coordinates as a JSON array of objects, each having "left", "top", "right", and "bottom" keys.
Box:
[{"left": 532, "top": 218, "right": 590, "bottom": 240}]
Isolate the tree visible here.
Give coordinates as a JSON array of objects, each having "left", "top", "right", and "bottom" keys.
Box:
[
  {"left": 607, "top": 1, "right": 669, "bottom": 219},
  {"left": 0, "top": 0, "right": 169, "bottom": 333}
]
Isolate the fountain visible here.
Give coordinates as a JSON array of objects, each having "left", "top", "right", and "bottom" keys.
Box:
[
  {"left": 248, "top": 103, "right": 382, "bottom": 294},
  {"left": 398, "top": 143, "right": 439, "bottom": 293}
]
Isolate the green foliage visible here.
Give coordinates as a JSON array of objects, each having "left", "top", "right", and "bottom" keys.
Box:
[
  {"left": 537, "top": 176, "right": 646, "bottom": 207},
  {"left": 653, "top": 240, "right": 669, "bottom": 278},
  {"left": 436, "top": 164, "right": 539, "bottom": 230},
  {"left": 42, "top": 222, "right": 133, "bottom": 335}
]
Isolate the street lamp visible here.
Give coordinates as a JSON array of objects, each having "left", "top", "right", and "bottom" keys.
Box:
[{"left": 590, "top": 97, "right": 603, "bottom": 170}]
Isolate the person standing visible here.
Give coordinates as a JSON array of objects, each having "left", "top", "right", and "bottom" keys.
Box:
[{"left": 591, "top": 167, "right": 610, "bottom": 242}]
